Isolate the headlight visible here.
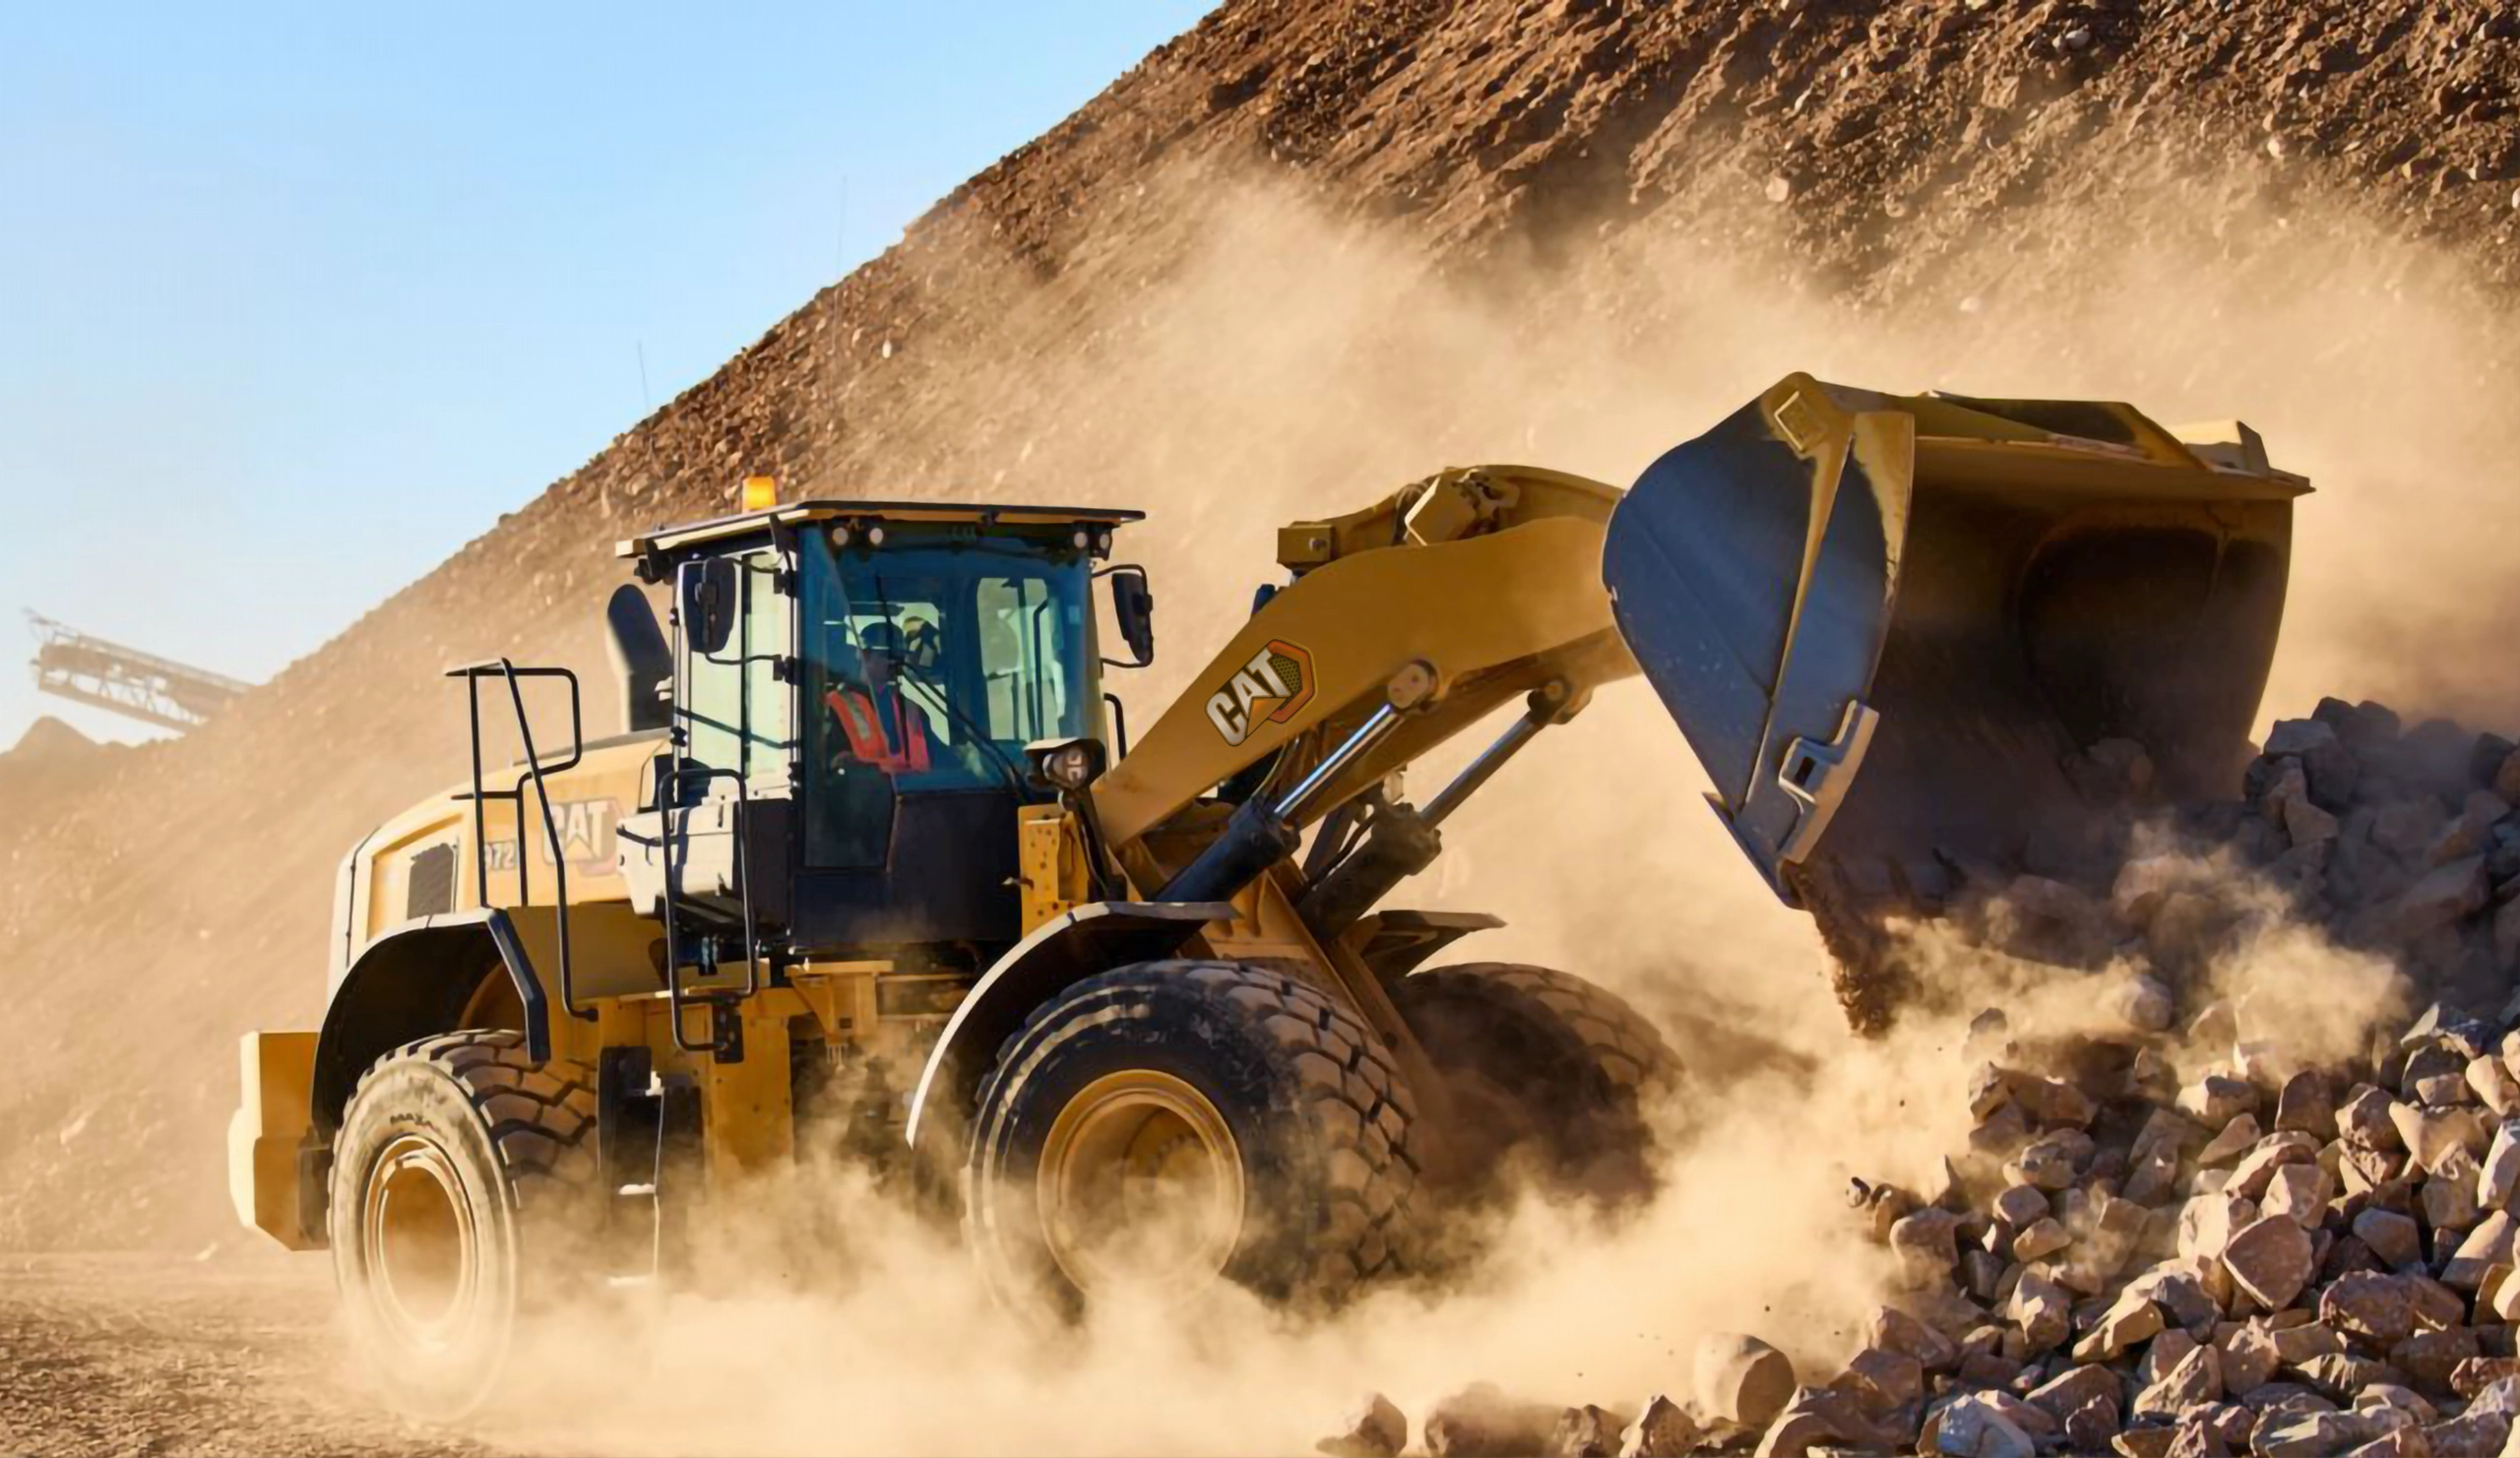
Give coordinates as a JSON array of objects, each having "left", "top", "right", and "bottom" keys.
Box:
[{"left": 1027, "top": 737, "right": 1107, "bottom": 792}]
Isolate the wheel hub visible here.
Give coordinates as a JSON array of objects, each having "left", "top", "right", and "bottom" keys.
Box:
[
  {"left": 360, "top": 1133, "right": 480, "bottom": 1352},
  {"left": 1037, "top": 1069, "right": 1244, "bottom": 1300}
]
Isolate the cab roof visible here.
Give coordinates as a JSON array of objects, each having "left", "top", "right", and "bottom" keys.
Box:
[{"left": 615, "top": 498, "right": 1145, "bottom": 562}]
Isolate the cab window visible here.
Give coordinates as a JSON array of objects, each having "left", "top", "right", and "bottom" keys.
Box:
[{"left": 797, "top": 525, "right": 1097, "bottom": 868}]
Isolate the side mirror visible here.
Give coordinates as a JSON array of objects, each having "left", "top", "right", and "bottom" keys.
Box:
[
  {"left": 1102, "top": 565, "right": 1155, "bottom": 668},
  {"left": 677, "top": 557, "right": 739, "bottom": 658}
]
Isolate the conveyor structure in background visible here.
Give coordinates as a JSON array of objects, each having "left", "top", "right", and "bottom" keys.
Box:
[{"left": 26, "top": 611, "right": 252, "bottom": 732}]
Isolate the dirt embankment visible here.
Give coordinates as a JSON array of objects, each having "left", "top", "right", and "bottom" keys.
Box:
[{"left": 5, "top": 0, "right": 2518, "bottom": 1256}]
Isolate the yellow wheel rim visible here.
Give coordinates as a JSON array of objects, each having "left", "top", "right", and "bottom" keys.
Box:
[
  {"left": 360, "top": 1134, "right": 480, "bottom": 1352},
  {"left": 1037, "top": 1069, "right": 1245, "bottom": 1299}
]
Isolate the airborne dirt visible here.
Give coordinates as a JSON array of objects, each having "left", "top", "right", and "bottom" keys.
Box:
[{"left": 7, "top": 0, "right": 2520, "bottom": 1452}]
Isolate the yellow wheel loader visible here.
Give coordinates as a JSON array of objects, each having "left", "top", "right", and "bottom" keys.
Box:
[{"left": 228, "top": 375, "right": 2305, "bottom": 1412}]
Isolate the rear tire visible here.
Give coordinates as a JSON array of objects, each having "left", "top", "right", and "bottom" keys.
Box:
[
  {"left": 328, "top": 1029, "right": 600, "bottom": 1416},
  {"left": 964, "top": 961, "right": 1421, "bottom": 1319},
  {"left": 1393, "top": 963, "right": 1678, "bottom": 1204}
]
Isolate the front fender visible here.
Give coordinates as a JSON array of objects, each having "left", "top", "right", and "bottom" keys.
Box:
[{"left": 903, "top": 901, "right": 1230, "bottom": 1149}]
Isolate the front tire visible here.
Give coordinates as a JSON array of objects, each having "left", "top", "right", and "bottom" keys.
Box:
[
  {"left": 964, "top": 961, "right": 1421, "bottom": 1319},
  {"left": 328, "top": 1029, "right": 599, "bottom": 1416}
]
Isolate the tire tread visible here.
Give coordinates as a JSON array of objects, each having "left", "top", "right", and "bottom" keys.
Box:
[
  {"left": 335, "top": 1030, "right": 600, "bottom": 1240},
  {"left": 969, "top": 960, "right": 1421, "bottom": 1303}
]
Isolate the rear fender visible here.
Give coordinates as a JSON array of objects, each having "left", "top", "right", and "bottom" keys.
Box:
[{"left": 310, "top": 911, "right": 550, "bottom": 1132}]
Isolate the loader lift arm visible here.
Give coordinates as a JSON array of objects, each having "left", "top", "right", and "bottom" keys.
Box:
[{"left": 1089, "top": 463, "right": 1643, "bottom": 907}]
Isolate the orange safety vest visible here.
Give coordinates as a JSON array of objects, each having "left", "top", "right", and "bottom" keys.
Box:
[{"left": 825, "top": 686, "right": 931, "bottom": 774}]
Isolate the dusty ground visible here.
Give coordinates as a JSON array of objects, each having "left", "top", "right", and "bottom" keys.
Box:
[{"left": 0, "top": 1255, "right": 486, "bottom": 1458}]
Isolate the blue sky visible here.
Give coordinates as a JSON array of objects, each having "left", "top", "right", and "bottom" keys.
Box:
[{"left": 0, "top": 2, "right": 1209, "bottom": 746}]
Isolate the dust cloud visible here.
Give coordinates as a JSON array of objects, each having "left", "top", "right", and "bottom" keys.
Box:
[
  {"left": 863, "top": 156, "right": 2520, "bottom": 1024},
  {"left": 1881, "top": 839, "right": 2410, "bottom": 1083},
  {"left": 467, "top": 1039, "right": 1964, "bottom": 1458},
  {"left": 324, "top": 158, "right": 2512, "bottom": 1453}
]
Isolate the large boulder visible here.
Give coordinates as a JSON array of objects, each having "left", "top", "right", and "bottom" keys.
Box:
[
  {"left": 1694, "top": 1334, "right": 1796, "bottom": 1430},
  {"left": 2223, "top": 1215, "right": 2315, "bottom": 1310}
]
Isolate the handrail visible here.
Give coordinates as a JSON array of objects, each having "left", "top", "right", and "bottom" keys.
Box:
[
  {"left": 448, "top": 660, "right": 594, "bottom": 1026},
  {"left": 655, "top": 762, "right": 763, "bottom": 1055}
]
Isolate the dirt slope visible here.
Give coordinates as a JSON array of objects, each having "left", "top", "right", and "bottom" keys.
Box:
[{"left": 7, "top": 0, "right": 2517, "bottom": 1252}]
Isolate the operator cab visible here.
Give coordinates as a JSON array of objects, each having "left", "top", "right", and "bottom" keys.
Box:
[{"left": 613, "top": 494, "right": 1150, "bottom": 963}]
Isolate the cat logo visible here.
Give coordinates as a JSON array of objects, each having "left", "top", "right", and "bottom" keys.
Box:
[
  {"left": 1206, "top": 639, "right": 1316, "bottom": 746},
  {"left": 484, "top": 797, "right": 621, "bottom": 880}
]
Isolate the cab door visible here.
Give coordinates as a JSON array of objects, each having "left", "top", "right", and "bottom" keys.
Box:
[{"left": 662, "top": 546, "right": 796, "bottom": 925}]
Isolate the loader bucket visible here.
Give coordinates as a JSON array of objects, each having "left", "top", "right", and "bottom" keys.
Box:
[{"left": 1604, "top": 373, "right": 2305, "bottom": 916}]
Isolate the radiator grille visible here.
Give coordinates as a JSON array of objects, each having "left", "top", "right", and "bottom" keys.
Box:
[{"left": 406, "top": 843, "right": 457, "bottom": 919}]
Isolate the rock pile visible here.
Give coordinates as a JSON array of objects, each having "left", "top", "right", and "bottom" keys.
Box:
[
  {"left": 1820, "top": 698, "right": 2520, "bottom": 1033},
  {"left": 2228, "top": 702, "right": 2520, "bottom": 1006},
  {"left": 1814, "top": 1017, "right": 2520, "bottom": 1458},
  {"left": 0, "top": 715, "right": 113, "bottom": 801},
  {"left": 1321, "top": 1006, "right": 2520, "bottom": 1458},
  {"left": 1317, "top": 702, "right": 2520, "bottom": 1457},
  {"left": 2153, "top": 699, "right": 2520, "bottom": 1012},
  {"left": 1862, "top": 698, "right": 2520, "bottom": 1027},
  {"left": 1796, "top": 1012, "right": 2520, "bottom": 1458}
]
